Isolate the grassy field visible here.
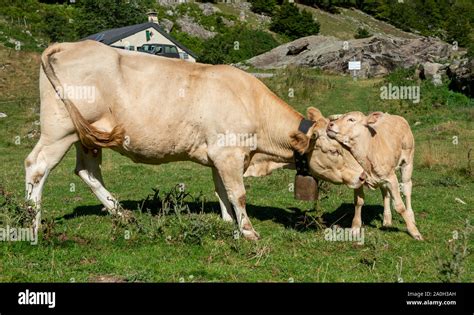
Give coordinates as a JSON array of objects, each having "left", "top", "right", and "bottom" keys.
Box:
[{"left": 0, "top": 47, "right": 472, "bottom": 282}]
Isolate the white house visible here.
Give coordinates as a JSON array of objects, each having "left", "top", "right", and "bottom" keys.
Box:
[{"left": 84, "top": 21, "right": 197, "bottom": 62}]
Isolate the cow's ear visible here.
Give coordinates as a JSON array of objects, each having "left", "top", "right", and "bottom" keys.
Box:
[
  {"left": 307, "top": 107, "right": 323, "bottom": 121},
  {"left": 290, "top": 131, "right": 311, "bottom": 155},
  {"left": 366, "top": 112, "right": 384, "bottom": 125}
]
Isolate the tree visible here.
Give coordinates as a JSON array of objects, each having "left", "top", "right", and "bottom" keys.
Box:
[
  {"left": 249, "top": 0, "right": 277, "bottom": 15},
  {"left": 73, "top": 0, "right": 149, "bottom": 38},
  {"left": 200, "top": 27, "right": 279, "bottom": 64},
  {"left": 445, "top": 5, "right": 472, "bottom": 47},
  {"left": 42, "top": 9, "right": 74, "bottom": 42},
  {"left": 270, "top": 2, "right": 320, "bottom": 40}
]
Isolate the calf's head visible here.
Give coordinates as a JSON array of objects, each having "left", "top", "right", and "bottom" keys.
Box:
[
  {"left": 290, "top": 107, "right": 366, "bottom": 189},
  {"left": 326, "top": 111, "right": 384, "bottom": 148}
]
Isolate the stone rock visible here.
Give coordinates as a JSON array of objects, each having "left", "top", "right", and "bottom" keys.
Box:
[
  {"left": 422, "top": 62, "right": 445, "bottom": 78},
  {"left": 222, "top": 17, "right": 235, "bottom": 27},
  {"left": 287, "top": 43, "right": 309, "bottom": 56},
  {"left": 231, "top": 1, "right": 252, "bottom": 11},
  {"left": 177, "top": 15, "right": 217, "bottom": 40},
  {"left": 0, "top": 112, "right": 7, "bottom": 118},
  {"left": 247, "top": 34, "right": 456, "bottom": 78},
  {"left": 432, "top": 73, "right": 443, "bottom": 86},
  {"left": 447, "top": 58, "right": 473, "bottom": 97},
  {"left": 160, "top": 18, "right": 174, "bottom": 33},
  {"left": 255, "top": 13, "right": 271, "bottom": 25},
  {"left": 197, "top": 3, "right": 221, "bottom": 16}
]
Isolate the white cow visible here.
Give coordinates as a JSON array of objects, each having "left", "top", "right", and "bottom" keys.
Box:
[{"left": 25, "top": 40, "right": 366, "bottom": 240}]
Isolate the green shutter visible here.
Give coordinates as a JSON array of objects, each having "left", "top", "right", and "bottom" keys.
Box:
[{"left": 146, "top": 30, "right": 151, "bottom": 42}]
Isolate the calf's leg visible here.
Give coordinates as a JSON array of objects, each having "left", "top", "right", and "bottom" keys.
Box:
[
  {"left": 351, "top": 187, "right": 364, "bottom": 236},
  {"left": 386, "top": 173, "right": 422, "bottom": 240},
  {"left": 400, "top": 161, "right": 415, "bottom": 224},
  {"left": 380, "top": 186, "right": 392, "bottom": 227}
]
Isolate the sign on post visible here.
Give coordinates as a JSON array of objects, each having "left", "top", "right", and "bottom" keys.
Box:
[{"left": 348, "top": 61, "right": 361, "bottom": 70}]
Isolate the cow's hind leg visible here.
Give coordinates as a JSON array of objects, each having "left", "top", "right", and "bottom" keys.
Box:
[
  {"left": 74, "top": 143, "right": 120, "bottom": 214},
  {"left": 25, "top": 134, "right": 77, "bottom": 235},
  {"left": 212, "top": 167, "right": 235, "bottom": 222},
  {"left": 211, "top": 150, "right": 259, "bottom": 240}
]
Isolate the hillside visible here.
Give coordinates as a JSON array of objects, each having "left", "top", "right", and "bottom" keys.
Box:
[{"left": 300, "top": 5, "right": 418, "bottom": 40}]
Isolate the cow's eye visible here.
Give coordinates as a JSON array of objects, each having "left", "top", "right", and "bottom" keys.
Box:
[{"left": 348, "top": 118, "right": 355, "bottom": 122}]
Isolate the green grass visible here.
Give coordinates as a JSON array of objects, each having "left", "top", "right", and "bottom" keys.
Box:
[
  {"left": 0, "top": 49, "right": 473, "bottom": 283},
  {"left": 298, "top": 5, "right": 417, "bottom": 40}
]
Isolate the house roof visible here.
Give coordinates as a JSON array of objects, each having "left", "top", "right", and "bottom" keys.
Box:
[{"left": 84, "top": 22, "right": 198, "bottom": 59}]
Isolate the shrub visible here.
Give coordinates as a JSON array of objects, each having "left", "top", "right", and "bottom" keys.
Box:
[
  {"left": 249, "top": 0, "right": 277, "bottom": 15},
  {"left": 200, "top": 26, "right": 279, "bottom": 64},
  {"left": 354, "top": 27, "right": 371, "bottom": 39},
  {"left": 270, "top": 2, "right": 320, "bottom": 40}
]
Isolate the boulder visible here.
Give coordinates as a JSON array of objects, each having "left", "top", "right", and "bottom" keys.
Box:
[
  {"left": 159, "top": 18, "right": 174, "bottom": 33},
  {"left": 422, "top": 62, "right": 445, "bottom": 78},
  {"left": 176, "top": 15, "right": 217, "bottom": 40},
  {"left": 287, "top": 43, "right": 309, "bottom": 56},
  {"left": 447, "top": 58, "right": 473, "bottom": 97},
  {"left": 197, "top": 3, "right": 221, "bottom": 16}
]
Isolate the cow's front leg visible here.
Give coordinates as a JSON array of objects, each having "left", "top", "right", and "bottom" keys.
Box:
[
  {"left": 211, "top": 150, "right": 259, "bottom": 240},
  {"left": 351, "top": 186, "right": 364, "bottom": 236},
  {"left": 212, "top": 167, "right": 236, "bottom": 222}
]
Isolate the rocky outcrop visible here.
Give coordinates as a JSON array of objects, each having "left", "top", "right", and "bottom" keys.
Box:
[
  {"left": 176, "top": 15, "right": 217, "bottom": 40},
  {"left": 447, "top": 58, "right": 473, "bottom": 98},
  {"left": 421, "top": 62, "right": 447, "bottom": 86},
  {"left": 159, "top": 18, "right": 174, "bottom": 33},
  {"left": 197, "top": 3, "right": 221, "bottom": 16},
  {"left": 247, "top": 35, "right": 457, "bottom": 78}
]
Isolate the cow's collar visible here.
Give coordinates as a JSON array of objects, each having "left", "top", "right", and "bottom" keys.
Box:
[{"left": 294, "top": 118, "right": 314, "bottom": 176}]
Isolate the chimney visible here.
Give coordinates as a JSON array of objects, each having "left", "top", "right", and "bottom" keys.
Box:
[{"left": 147, "top": 11, "right": 158, "bottom": 24}]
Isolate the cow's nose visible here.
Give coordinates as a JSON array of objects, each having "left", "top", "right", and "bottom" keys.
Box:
[{"left": 359, "top": 172, "right": 367, "bottom": 182}]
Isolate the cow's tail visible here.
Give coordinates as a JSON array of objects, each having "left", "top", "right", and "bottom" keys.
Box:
[{"left": 41, "top": 43, "right": 125, "bottom": 149}]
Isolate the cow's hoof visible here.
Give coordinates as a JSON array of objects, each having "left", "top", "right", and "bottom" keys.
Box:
[
  {"left": 382, "top": 220, "right": 392, "bottom": 227},
  {"left": 350, "top": 227, "right": 361, "bottom": 238},
  {"left": 242, "top": 229, "right": 260, "bottom": 241},
  {"left": 412, "top": 233, "right": 423, "bottom": 241}
]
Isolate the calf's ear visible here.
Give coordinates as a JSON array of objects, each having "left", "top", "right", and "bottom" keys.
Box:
[
  {"left": 290, "top": 131, "right": 311, "bottom": 155},
  {"left": 366, "top": 111, "right": 384, "bottom": 125},
  {"left": 307, "top": 107, "right": 323, "bottom": 121}
]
